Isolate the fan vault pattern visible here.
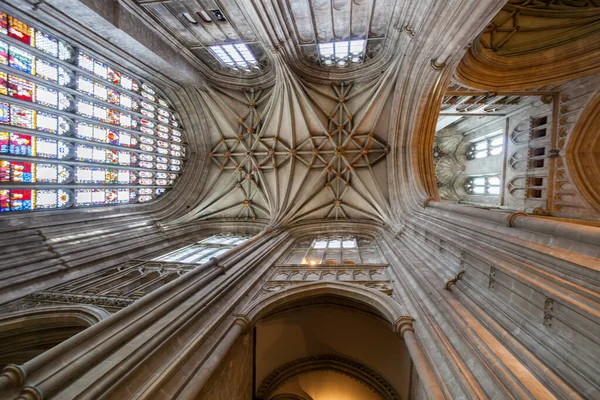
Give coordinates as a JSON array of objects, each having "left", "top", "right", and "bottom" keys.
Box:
[{"left": 174, "top": 71, "right": 393, "bottom": 227}]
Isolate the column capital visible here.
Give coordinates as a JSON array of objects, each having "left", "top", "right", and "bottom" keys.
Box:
[
  {"left": 394, "top": 316, "right": 415, "bottom": 336},
  {"left": 234, "top": 314, "right": 252, "bottom": 332}
]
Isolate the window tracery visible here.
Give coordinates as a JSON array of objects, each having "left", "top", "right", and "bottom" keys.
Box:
[
  {"left": 466, "top": 135, "right": 504, "bottom": 160},
  {"left": 464, "top": 175, "right": 501, "bottom": 195},
  {"left": 152, "top": 233, "right": 249, "bottom": 264},
  {"left": 283, "top": 236, "right": 382, "bottom": 265},
  {"left": 317, "top": 39, "right": 366, "bottom": 67},
  {"left": 0, "top": 11, "right": 187, "bottom": 212}
]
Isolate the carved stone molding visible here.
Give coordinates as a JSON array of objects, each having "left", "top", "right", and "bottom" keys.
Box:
[{"left": 256, "top": 354, "right": 401, "bottom": 400}]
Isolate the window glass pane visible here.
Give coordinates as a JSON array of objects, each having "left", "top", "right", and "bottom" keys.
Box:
[
  {"left": 490, "top": 136, "right": 503, "bottom": 147},
  {"left": 472, "top": 186, "right": 485, "bottom": 194},
  {"left": 488, "top": 176, "right": 500, "bottom": 186},
  {"left": 342, "top": 240, "right": 356, "bottom": 248},
  {"left": 328, "top": 240, "right": 341, "bottom": 248},
  {"left": 488, "top": 186, "right": 500, "bottom": 195},
  {"left": 313, "top": 240, "right": 327, "bottom": 249}
]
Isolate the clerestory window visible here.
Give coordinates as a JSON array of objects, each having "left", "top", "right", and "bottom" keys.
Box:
[
  {"left": 466, "top": 135, "right": 503, "bottom": 160},
  {"left": 153, "top": 234, "right": 250, "bottom": 264},
  {"left": 0, "top": 11, "right": 187, "bottom": 212},
  {"left": 465, "top": 175, "right": 501, "bottom": 195},
  {"left": 303, "top": 236, "right": 359, "bottom": 265},
  {"left": 317, "top": 39, "right": 366, "bottom": 67},
  {"left": 209, "top": 43, "right": 258, "bottom": 71}
]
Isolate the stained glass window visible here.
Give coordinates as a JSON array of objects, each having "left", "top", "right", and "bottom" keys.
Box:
[{"left": 0, "top": 11, "right": 186, "bottom": 213}]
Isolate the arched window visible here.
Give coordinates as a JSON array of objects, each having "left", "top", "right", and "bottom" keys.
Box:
[
  {"left": 466, "top": 135, "right": 504, "bottom": 160},
  {"left": 465, "top": 175, "right": 501, "bottom": 195},
  {"left": 317, "top": 40, "right": 366, "bottom": 67},
  {"left": 152, "top": 233, "right": 249, "bottom": 264},
  {"left": 0, "top": 11, "right": 186, "bottom": 212}
]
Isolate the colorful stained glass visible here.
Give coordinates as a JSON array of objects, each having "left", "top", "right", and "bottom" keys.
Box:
[
  {"left": 10, "top": 105, "right": 34, "bottom": 129},
  {"left": 0, "top": 72, "right": 7, "bottom": 96},
  {"left": 9, "top": 133, "right": 33, "bottom": 155},
  {"left": 140, "top": 119, "right": 155, "bottom": 128},
  {"left": 0, "top": 189, "right": 9, "bottom": 211},
  {"left": 8, "top": 75, "right": 34, "bottom": 102},
  {"left": 8, "top": 16, "right": 33, "bottom": 45},
  {"left": 36, "top": 58, "right": 59, "bottom": 82},
  {"left": 0, "top": 11, "right": 185, "bottom": 212},
  {"left": 141, "top": 101, "right": 155, "bottom": 112},
  {"left": 10, "top": 189, "right": 33, "bottom": 211},
  {"left": 0, "top": 13, "right": 7, "bottom": 35},
  {"left": 107, "top": 88, "right": 119, "bottom": 105},
  {"left": 140, "top": 127, "right": 154, "bottom": 136},
  {"left": 8, "top": 46, "right": 34, "bottom": 74},
  {"left": 0, "top": 160, "right": 9, "bottom": 181},
  {"left": 0, "top": 40, "right": 7, "bottom": 65},
  {"left": 171, "top": 120, "right": 179, "bottom": 127},
  {"left": 141, "top": 109, "right": 155, "bottom": 119},
  {"left": 107, "top": 66, "right": 120, "bottom": 85},
  {"left": 35, "top": 31, "right": 59, "bottom": 57},
  {"left": 141, "top": 91, "right": 156, "bottom": 102},
  {"left": 8, "top": 161, "right": 33, "bottom": 182},
  {"left": 0, "top": 102, "right": 9, "bottom": 124}
]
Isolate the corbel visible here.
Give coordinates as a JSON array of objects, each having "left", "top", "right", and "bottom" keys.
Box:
[{"left": 444, "top": 270, "right": 465, "bottom": 290}]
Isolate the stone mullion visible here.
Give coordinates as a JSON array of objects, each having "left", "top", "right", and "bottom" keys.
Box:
[
  {"left": 99, "top": 270, "right": 158, "bottom": 296},
  {"left": 0, "top": 231, "right": 272, "bottom": 399},
  {"left": 378, "top": 230, "right": 488, "bottom": 399}
]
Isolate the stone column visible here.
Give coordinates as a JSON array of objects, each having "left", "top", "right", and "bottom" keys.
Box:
[
  {"left": 177, "top": 316, "right": 251, "bottom": 400},
  {"left": 395, "top": 317, "right": 445, "bottom": 400}
]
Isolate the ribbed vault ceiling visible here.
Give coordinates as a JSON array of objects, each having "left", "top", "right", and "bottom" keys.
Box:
[{"left": 173, "top": 66, "right": 396, "bottom": 225}]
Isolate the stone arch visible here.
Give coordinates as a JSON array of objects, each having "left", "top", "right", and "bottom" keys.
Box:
[
  {"left": 566, "top": 91, "right": 600, "bottom": 218},
  {"left": 242, "top": 281, "right": 409, "bottom": 330},
  {"left": 256, "top": 354, "right": 402, "bottom": 400},
  {"left": 0, "top": 305, "right": 109, "bottom": 367}
]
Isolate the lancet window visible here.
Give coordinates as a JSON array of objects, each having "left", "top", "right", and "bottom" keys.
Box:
[
  {"left": 153, "top": 234, "right": 249, "bottom": 264},
  {"left": 466, "top": 135, "right": 504, "bottom": 160},
  {"left": 317, "top": 39, "right": 366, "bottom": 67},
  {"left": 288, "top": 236, "right": 383, "bottom": 265},
  {"left": 465, "top": 175, "right": 501, "bottom": 195},
  {"left": 0, "top": 11, "right": 187, "bottom": 212}
]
